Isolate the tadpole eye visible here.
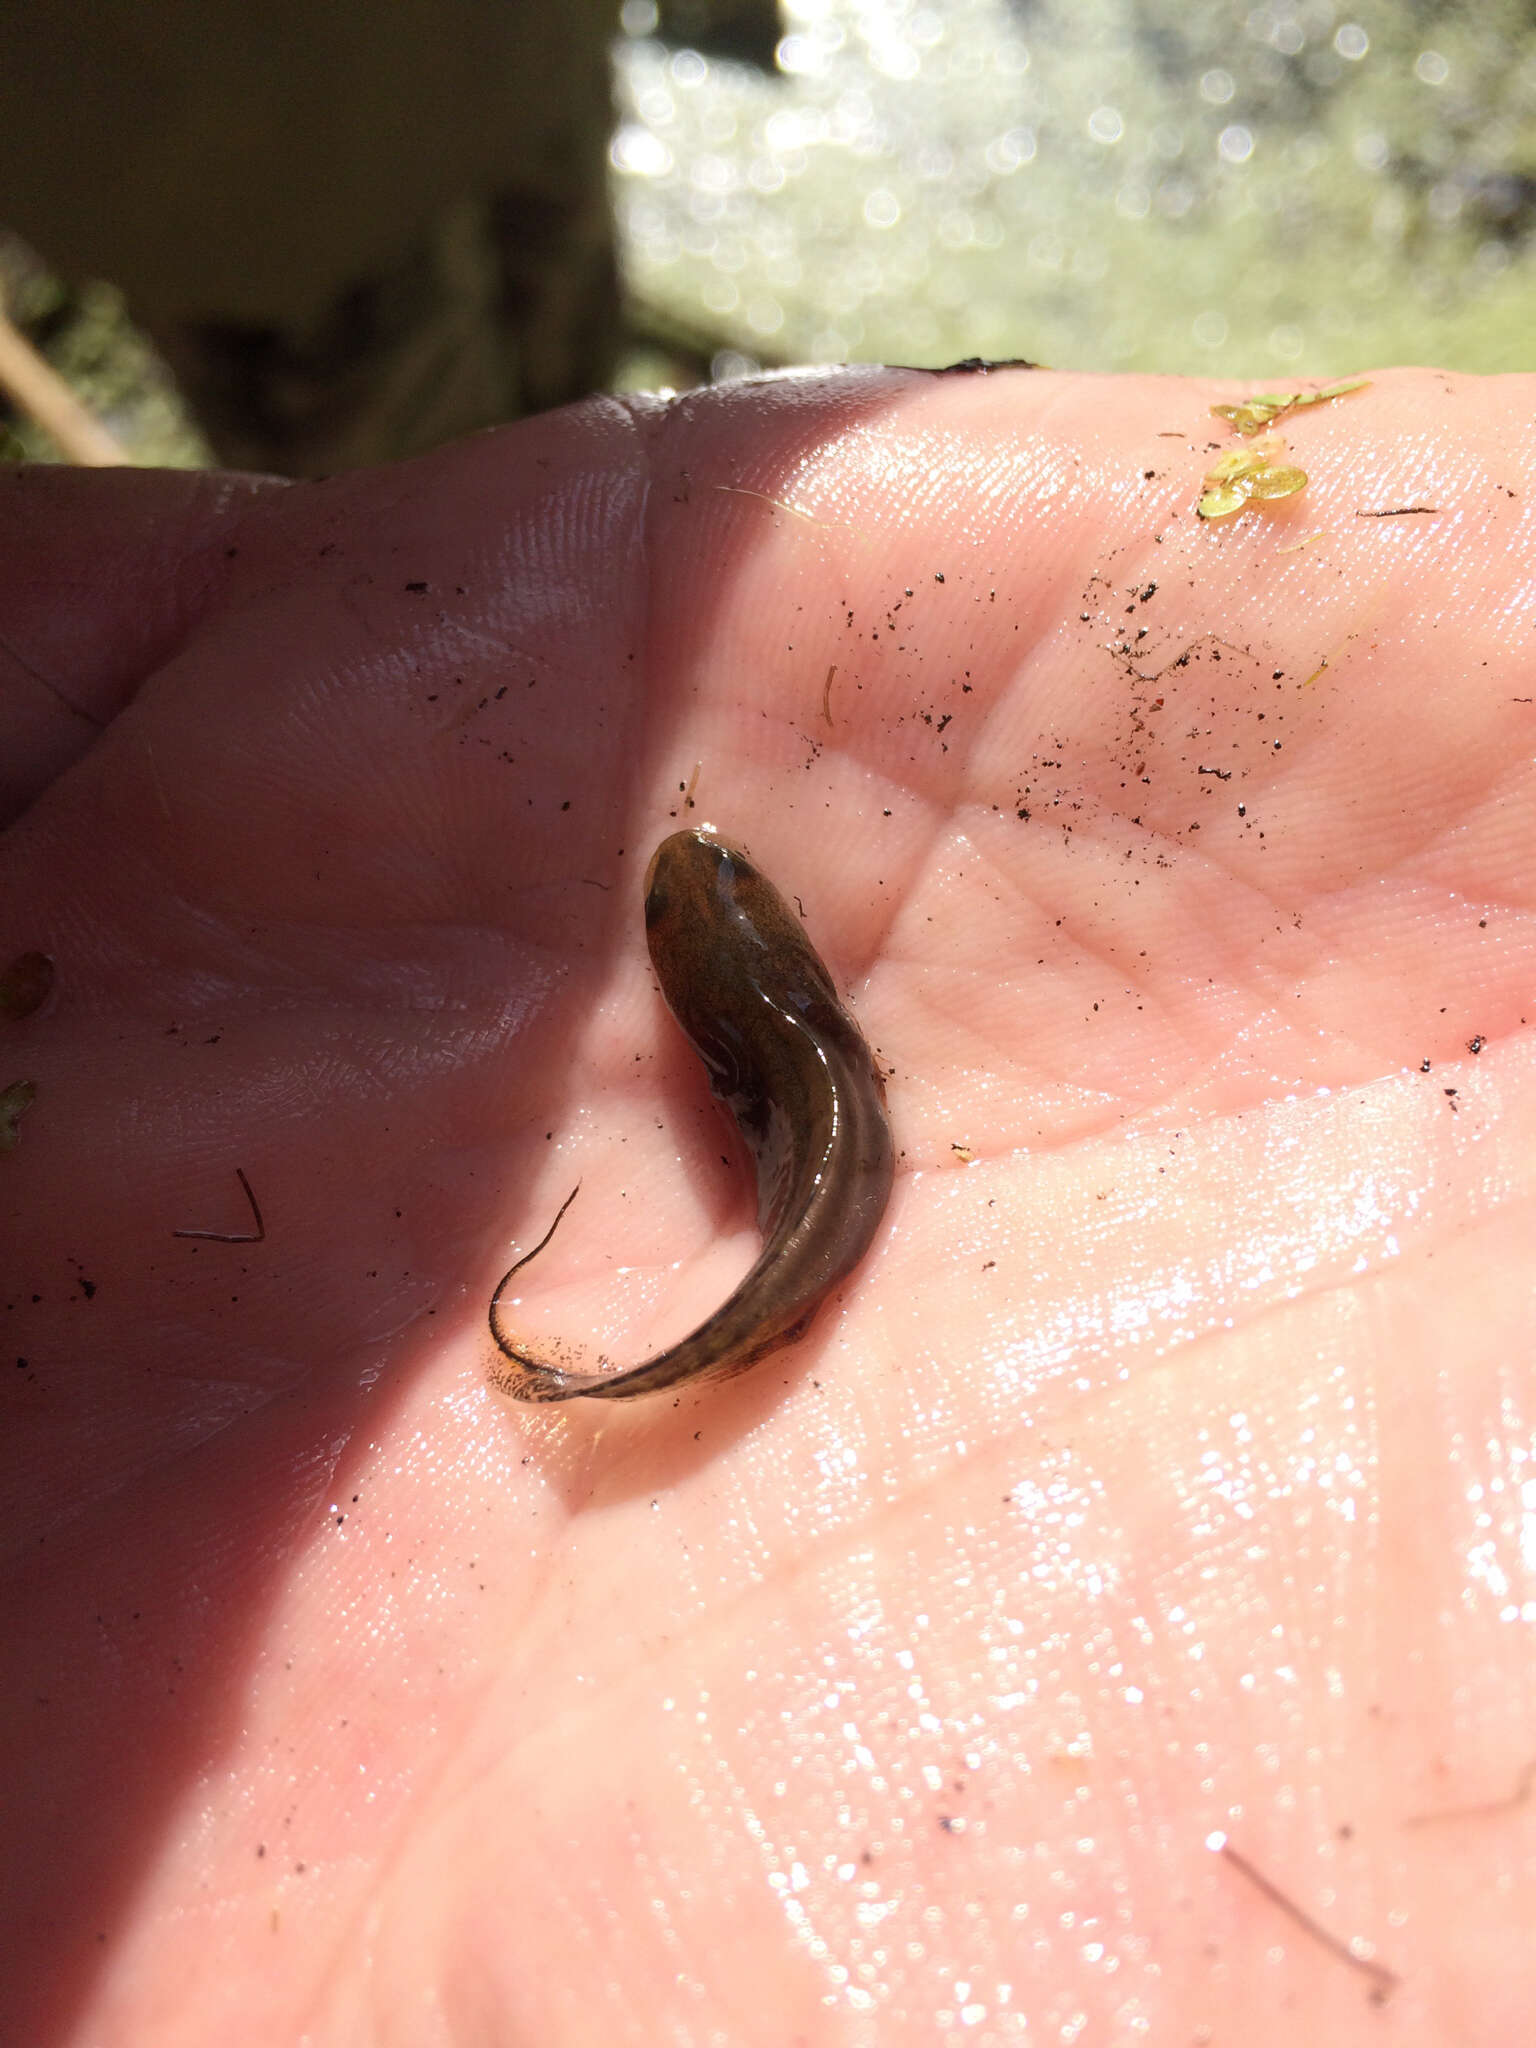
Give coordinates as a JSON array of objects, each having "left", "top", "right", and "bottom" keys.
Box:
[{"left": 644, "top": 877, "right": 669, "bottom": 928}]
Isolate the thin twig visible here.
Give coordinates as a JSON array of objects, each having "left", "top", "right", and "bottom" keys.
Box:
[
  {"left": 173, "top": 1166, "right": 266, "bottom": 1243},
  {"left": 0, "top": 299, "right": 128, "bottom": 466},
  {"left": 1218, "top": 1839, "right": 1398, "bottom": 2002},
  {"left": 710, "top": 483, "right": 829, "bottom": 527},
  {"left": 1404, "top": 1754, "right": 1536, "bottom": 1827}
]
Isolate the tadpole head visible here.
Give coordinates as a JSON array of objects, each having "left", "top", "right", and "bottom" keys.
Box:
[{"left": 644, "top": 823, "right": 749, "bottom": 929}]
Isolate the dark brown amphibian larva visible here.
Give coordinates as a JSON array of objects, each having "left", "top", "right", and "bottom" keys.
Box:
[{"left": 488, "top": 824, "right": 894, "bottom": 1402}]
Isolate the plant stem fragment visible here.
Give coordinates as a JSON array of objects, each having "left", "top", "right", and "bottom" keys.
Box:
[{"left": 172, "top": 1166, "right": 266, "bottom": 1243}]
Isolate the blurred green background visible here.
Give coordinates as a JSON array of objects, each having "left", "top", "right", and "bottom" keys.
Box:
[
  {"left": 1, "top": 0, "right": 1530, "bottom": 472},
  {"left": 617, "top": 0, "right": 1536, "bottom": 379}
]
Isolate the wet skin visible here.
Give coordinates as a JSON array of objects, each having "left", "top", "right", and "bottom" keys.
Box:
[
  {"left": 9, "top": 375, "right": 1529, "bottom": 2045},
  {"left": 488, "top": 826, "right": 895, "bottom": 1401}
]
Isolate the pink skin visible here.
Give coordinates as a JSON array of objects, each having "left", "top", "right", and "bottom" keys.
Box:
[{"left": 1, "top": 369, "right": 1533, "bottom": 2044}]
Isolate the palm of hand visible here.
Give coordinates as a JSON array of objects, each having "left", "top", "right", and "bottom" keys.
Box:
[{"left": 3, "top": 369, "right": 1532, "bottom": 2043}]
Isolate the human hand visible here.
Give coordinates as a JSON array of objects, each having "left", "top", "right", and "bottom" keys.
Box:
[{"left": 3, "top": 368, "right": 1532, "bottom": 2042}]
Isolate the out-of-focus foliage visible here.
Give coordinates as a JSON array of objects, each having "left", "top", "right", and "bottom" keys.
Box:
[
  {"left": 613, "top": 0, "right": 1536, "bottom": 375},
  {"left": 0, "top": 234, "right": 212, "bottom": 466}
]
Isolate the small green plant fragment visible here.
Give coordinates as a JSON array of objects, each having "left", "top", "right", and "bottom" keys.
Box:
[
  {"left": 1197, "top": 437, "right": 1308, "bottom": 520},
  {"left": 1210, "top": 399, "right": 1281, "bottom": 437},
  {"left": 0, "top": 1079, "right": 37, "bottom": 1152},
  {"left": 0, "top": 951, "right": 54, "bottom": 1021},
  {"left": 1198, "top": 481, "right": 1251, "bottom": 520},
  {"left": 1245, "top": 464, "right": 1307, "bottom": 499},
  {"left": 1211, "top": 377, "right": 1369, "bottom": 437}
]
